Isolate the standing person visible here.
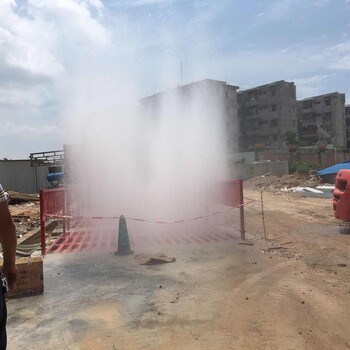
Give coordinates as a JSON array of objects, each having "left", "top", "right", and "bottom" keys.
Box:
[{"left": 0, "top": 184, "right": 17, "bottom": 350}]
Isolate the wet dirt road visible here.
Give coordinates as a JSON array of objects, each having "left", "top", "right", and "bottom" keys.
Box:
[{"left": 7, "top": 189, "right": 350, "bottom": 350}]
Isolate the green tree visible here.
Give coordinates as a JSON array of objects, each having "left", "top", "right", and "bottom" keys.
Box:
[{"left": 283, "top": 130, "right": 300, "bottom": 146}]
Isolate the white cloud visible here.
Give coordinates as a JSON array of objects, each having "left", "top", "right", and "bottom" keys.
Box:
[
  {"left": 0, "top": 121, "right": 60, "bottom": 139},
  {"left": 0, "top": 0, "right": 110, "bottom": 112},
  {"left": 292, "top": 75, "right": 332, "bottom": 98},
  {"left": 312, "top": 0, "right": 330, "bottom": 6},
  {"left": 329, "top": 41, "right": 350, "bottom": 70},
  {"left": 0, "top": 85, "right": 51, "bottom": 106},
  {"left": 86, "top": 0, "right": 105, "bottom": 13},
  {"left": 130, "top": 0, "right": 174, "bottom": 6},
  {"left": 27, "top": 0, "right": 110, "bottom": 46},
  {"left": 252, "top": 0, "right": 331, "bottom": 26},
  {"left": 202, "top": 45, "right": 327, "bottom": 83},
  {"left": 0, "top": 0, "right": 110, "bottom": 86},
  {"left": 0, "top": 0, "right": 113, "bottom": 157},
  {"left": 251, "top": 0, "right": 294, "bottom": 25},
  {"left": 0, "top": 3, "right": 63, "bottom": 80}
]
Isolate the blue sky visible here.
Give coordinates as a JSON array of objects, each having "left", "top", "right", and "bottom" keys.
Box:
[{"left": 0, "top": 0, "right": 350, "bottom": 158}]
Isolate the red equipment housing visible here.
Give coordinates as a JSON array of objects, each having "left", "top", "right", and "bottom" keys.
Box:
[{"left": 333, "top": 169, "right": 350, "bottom": 221}]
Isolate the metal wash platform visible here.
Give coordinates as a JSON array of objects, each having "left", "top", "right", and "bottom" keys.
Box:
[
  {"left": 40, "top": 181, "right": 245, "bottom": 255},
  {"left": 45, "top": 219, "right": 240, "bottom": 254}
]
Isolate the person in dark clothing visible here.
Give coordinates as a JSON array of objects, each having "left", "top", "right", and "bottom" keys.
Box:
[{"left": 0, "top": 184, "right": 17, "bottom": 350}]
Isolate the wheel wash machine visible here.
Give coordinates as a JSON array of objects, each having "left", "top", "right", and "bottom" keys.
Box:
[
  {"left": 333, "top": 169, "right": 350, "bottom": 222},
  {"left": 30, "top": 149, "right": 65, "bottom": 188}
]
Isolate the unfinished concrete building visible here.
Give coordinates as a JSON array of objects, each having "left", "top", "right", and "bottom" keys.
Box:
[
  {"left": 237, "top": 80, "right": 297, "bottom": 151},
  {"left": 345, "top": 104, "right": 350, "bottom": 148},
  {"left": 139, "top": 79, "right": 240, "bottom": 155},
  {"left": 297, "top": 93, "right": 346, "bottom": 148}
]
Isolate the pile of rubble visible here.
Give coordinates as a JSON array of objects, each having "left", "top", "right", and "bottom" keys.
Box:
[
  {"left": 10, "top": 202, "right": 40, "bottom": 238},
  {"left": 244, "top": 174, "right": 322, "bottom": 192}
]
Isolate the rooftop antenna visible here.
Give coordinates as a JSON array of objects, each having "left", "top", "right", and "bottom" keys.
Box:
[{"left": 180, "top": 61, "right": 183, "bottom": 86}]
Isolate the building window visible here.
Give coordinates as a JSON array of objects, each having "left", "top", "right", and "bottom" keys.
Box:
[
  {"left": 302, "top": 101, "right": 312, "bottom": 109},
  {"left": 325, "top": 99, "right": 331, "bottom": 106},
  {"left": 270, "top": 119, "right": 278, "bottom": 127},
  {"left": 249, "top": 92, "right": 258, "bottom": 101},
  {"left": 302, "top": 112, "right": 313, "bottom": 120},
  {"left": 225, "top": 91, "right": 229, "bottom": 98},
  {"left": 248, "top": 106, "right": 258, "bottom": 116},
  {"left": 271, "top": 88, "right": 276, "bottom": 97},
  {"left": 271, "top": 105, "right": 277, "bottom": 112}
]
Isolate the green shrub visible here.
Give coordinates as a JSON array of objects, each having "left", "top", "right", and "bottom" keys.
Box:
[{"left": 289, "top": 162, "right": 319, "bottom": 174}]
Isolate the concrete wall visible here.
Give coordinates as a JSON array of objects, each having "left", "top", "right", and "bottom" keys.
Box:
[
  {"left": 228, "top": 160, "right": 289, "bottom": 179},
  {"left": 269, "top": 161, "right": 289, "bottom": 176},
  {"left": 0, "top": 160, "right": 50, "bottom": 193},
  {"left": 228, "top": 163, "right": 252, "bottom": 180},
  {"left": 228, "top": 152, "right": 256, "bottom": 164},
  {"left": 258, "top": 150, "right": 350, "bottom": 169},
  {"left": 253, "top": 161, "right": 270, "bottom": 176},
  {"left": 227, "top": 152, "right": 256, "bottom": 179}
]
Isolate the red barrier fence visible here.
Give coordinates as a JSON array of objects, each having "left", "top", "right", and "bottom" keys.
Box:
[
  {"left": 215, "top": 179, "right": 245, "bottom": 240},
  {"left": 40, "top": 188, "right": 66, "bottom": 255},
  {"left": 40, "top": 180, "right": 245, "bottom": 255}
]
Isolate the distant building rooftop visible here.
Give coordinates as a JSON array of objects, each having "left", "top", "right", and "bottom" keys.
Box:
[
  {"left": 238, "top": 80, "right": 293, "bottom": 93},
  {"left": 298, "top": 92, "right": 344, "bottom": 101},
  {"left": 140, "top": 79, "right": 239, "bottom": 102}
]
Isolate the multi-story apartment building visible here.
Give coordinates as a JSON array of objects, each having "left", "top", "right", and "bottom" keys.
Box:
[
  {"left": 345, "top": 104, "right": 350, "bottom": 148},
  {"left": 297, "top": 93, "right": 346, "bottom": 148},
  {"left": 238, "top": 80, "right": 297, "bottom": 151},
  {"left": 139, "top": 79, "right": 240, "bottom": 155}
]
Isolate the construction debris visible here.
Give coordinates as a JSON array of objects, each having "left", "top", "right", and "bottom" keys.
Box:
[
  {"left": 281, "top": 186, "right": 333, "bottom": 198},
  {"left": 8, "top": 191, "right": 39, "bottom": 204},
  {"left": 245, "top": 174, "right": 334, "bottom": 198},
  {"left": 245, "top": 174, "right": 322, "bottom": 192},
  {"left": 316, "top": 185, "right": 335, "bottom": 193},
  {"left": 8, "top": 201, "right": 40, "bottom": 240},
  {"left": 267, "top": 246, "right": 287, "bottom": 251},
  {"left": 239, "top": 241, "right": 254, "bottom": 246},
  {"left": 134, "top": 254, "right": 176, "bottom": 265},
  {"left": 282, "top": 186, "right": 323, "bottom": 194}
]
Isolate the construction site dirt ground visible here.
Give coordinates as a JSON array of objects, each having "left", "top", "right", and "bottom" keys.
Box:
[{"left": 6, "top": 188, "right": 350, "bottom": 350}]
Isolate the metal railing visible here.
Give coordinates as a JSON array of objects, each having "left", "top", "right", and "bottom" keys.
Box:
[{"left": 40, "top": 180, "right": 245, "bottom": 255}]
